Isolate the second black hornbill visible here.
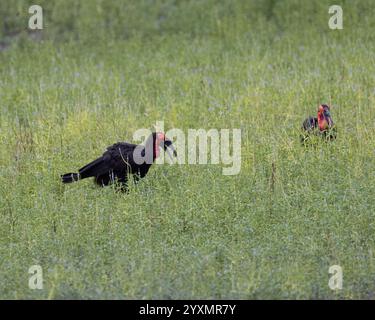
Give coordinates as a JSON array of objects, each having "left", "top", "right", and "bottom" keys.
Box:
[
  {"left": 61, "top": 132, "right": 177, "bottom": 189},
  {"left": 301, "top": 104, "right": 337, "bottom": 145}
]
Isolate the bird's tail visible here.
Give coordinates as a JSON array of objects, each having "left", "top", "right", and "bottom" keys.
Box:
[
  {"left": 61, "top": 172, "right": 80, "bottom": 183},
  {"left": 61, "top": 156, "right": 109, "bottom": 184}
]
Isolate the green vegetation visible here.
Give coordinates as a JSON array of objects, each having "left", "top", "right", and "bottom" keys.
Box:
[{"left": 0, "top": 0, "right": 375, "bottom": 299}]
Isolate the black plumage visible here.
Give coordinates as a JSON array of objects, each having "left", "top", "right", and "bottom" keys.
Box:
[
  {"left": 302, "top": 116, "right": 318, "bottom": 132},
  {"left": 61, "top": 132, "right": 176, "bottom": 189}
]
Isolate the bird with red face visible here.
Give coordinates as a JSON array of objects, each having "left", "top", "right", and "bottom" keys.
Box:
[
  {"left": 301, "top": 104, "right": 337, "bottom": 145},
  {"left": 61, "top": 132, "right": 177, "bottom": 190}
]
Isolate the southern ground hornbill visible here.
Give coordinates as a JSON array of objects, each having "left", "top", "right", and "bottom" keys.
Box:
[
  {"left": 300, "top": 104, "right": 337, "bottom": 145},
  {"left": 61, "top": 132, "right": 177, "bottom": 189}
]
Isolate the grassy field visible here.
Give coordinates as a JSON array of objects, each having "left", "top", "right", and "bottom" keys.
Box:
[{"left": 1, "top": 0, "right": 375, "bottom": 299}]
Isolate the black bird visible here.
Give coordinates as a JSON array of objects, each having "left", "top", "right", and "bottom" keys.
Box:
[
  {"left": 301, "top": 104, "right": 337, "bottom": 144},
  {"left": 61, "top": 132, "right": 177, "bottom": 189}
]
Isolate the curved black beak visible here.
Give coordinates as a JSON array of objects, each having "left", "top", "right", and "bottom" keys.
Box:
[
  {"left": 163, "top": 139, "right": 177, "bottom": 160},
  {"left": 324, "top": 111, "right": 334, "bottom": 127},
  {"left": 323, "top": 108, "right": 333, "bottom": 127},
  {"left": 327, "top": 116, "right": 334, "bottom": 127}
]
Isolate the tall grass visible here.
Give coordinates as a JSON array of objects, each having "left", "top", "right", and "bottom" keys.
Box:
[{"left": 0, "top": 0, "right": 375, "bottom": 299}]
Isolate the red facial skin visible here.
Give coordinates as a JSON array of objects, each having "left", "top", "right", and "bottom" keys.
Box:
[
  {"left": 154, "top": 132, "right": 166, "bottom": 158},
  {"left": 317, "top": 105, "right": 333, "bottom": 131}
]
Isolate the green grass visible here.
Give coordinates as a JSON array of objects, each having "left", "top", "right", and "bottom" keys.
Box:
[{"left": 1, "top": 0, "right": 375, "bottom": 299}]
